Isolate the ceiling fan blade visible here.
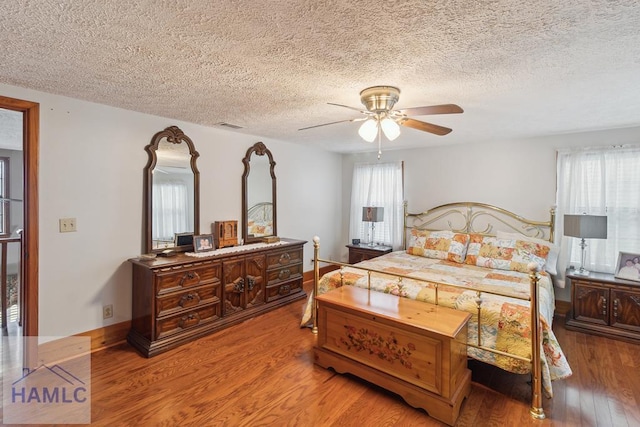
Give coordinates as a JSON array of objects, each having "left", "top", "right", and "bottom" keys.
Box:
[
  {"left": 396, "top": 104, "right": 463, "bottom": 116},
  {"left": 399, "top": 118, "right": 452, "bottom": 136},
  {"left": 298, "top": 117, "right": 365, "bottom": 131},
  {"left": 327, "top": 102, "right": 368, "bottom": 114}
]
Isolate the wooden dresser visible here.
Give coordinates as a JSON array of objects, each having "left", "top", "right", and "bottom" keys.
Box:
[
  {"left": 128, "top": 238, "right": 306, "bottom": 356},
  {"left": 314, "top": 286, "right": 471, "bottom": 426},
  {"left": 565, "top": 269, "right": 640, "bottom": 343}
]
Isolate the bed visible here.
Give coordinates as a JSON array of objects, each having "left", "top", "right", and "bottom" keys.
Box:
[
  {"left": 247, "top": 201, "right": 273, "bottom": 237},
  {"left": 302, "top": 202, "right": 572, "bottom": 420}
]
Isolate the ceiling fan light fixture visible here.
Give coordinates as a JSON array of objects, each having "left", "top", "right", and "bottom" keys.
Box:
[
  {"left": 380, "top": 117, "right": 400, "bottom": 141},
  {"left": 359, "top": 86, "right": 401, "bottom": 112},
  {"left": 300, "top": 85, "right": 463, "bottom": 157},
  {"left": 358, "top": 118, "right": 378, "bottom": 142}
]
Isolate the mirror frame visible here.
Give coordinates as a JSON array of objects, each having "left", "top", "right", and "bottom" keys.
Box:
[
  {"left": 242, "top": 141, "right": 276, "bottom": 244},
  {"left": 144, "top": 125, "right": 200, "bottom": 254}
]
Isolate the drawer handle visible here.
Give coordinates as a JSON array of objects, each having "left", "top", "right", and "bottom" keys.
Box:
[
  {"left": 278, "top": 284, "right": 291, "bottom": 295},
  {"left": 178, "top": 312, "right": 201, "bottom": 328},
  {"left": 278, "top": 269, "right": 291, "bottom": 280},
  {"left": 279, "top": 253, "right": 291, "bottom": 264},
  {"left": 179, "top": 292, "right": 201, "bottom": 307},
  {"left": 233, "top": 278, "right": 245, "bottom": 293},
  {"left": 180, "top": 271, "right": 200, "bottom": 286},
  {"left": 613, "top": 298, "right": 619, "bottom": 319},
  {"left": 247, "top": 276, "right": 255, "bottom": 291},
  {"left": 599, "top": 296, "right": 607, "bottom": 316}
]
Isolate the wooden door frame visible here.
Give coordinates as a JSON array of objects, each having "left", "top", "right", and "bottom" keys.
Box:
[{"left": 0, "top": 95, "right": 38, "bottom": 337}]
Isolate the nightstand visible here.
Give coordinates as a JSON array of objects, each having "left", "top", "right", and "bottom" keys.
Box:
[
  {"left": 565, "top": 269, "right": 640, "bottom": 343},
  {"left": 346, "top": 243, "right": 392, "bottom": 264}
]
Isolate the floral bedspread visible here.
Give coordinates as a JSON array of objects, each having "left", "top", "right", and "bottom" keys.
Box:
[
  {"left": 247, "top": 220, "right": 273, "bottom": 237},
  {"left": 301, "top": 251, "right": 572, "bottom": 396}
]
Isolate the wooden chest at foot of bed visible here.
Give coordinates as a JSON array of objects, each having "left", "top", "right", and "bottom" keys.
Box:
[{"left": 314, "top": 286, "right": 471, "bottom": 426}]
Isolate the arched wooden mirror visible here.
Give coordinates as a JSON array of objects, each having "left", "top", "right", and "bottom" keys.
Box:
[
  {"left": 144, "top": 126, "right": 200, "bottom": 253},
  {"left": 242, "top": 142, "right": 276, "bottom": 244}
]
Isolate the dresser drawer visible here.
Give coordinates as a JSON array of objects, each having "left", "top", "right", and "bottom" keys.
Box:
[
  {"left": 156, "top": 304, "right": 220, "bottom": 340},
  {"left": 266, "top": 279, "right": 302, "bottom": 302},
  {"left": 155, "top": 261, "right": 222, "bottom": 294},
  {"left": 266, "top": 263, "right": 302, "bottom": 287},
  {"left": 266, "top": 248, "right": 303, "bottom": 270},
  {"left": 156, "top": 284, "right": 220, "bottom": 317}
]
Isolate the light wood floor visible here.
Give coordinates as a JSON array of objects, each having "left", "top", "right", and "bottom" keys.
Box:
[{"left": 5, "top": 291, "right": 640, "bottom": 426}]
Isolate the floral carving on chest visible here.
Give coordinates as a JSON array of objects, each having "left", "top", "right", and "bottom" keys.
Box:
[{"left": 340, "top": 325, "right": 415, "bottom": 369}]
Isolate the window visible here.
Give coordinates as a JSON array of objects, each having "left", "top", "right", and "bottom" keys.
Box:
[
  {"left": 152, "top": 180, "right": 190, "bottom": 245},
  {"left": 556, "top": 146, "right": 640, "bottom": 273},
  {"left": 349, "top": 161, "right": 404, "bottom": 249},
  {"left": 0, "top": 157, "right": 9, "bottom": 236}
]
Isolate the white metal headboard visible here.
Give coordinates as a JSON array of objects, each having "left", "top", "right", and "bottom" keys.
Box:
[{"left": 404, "top": 202, "right": 555, "bottom": 248}]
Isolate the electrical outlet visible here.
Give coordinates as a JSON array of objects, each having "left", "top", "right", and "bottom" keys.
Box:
[
  {"left": 59, "top": 218, "right": 77, "bottom": 232},
  {"left": 103, "top": 304, "right": 113, "bottom": 319}
]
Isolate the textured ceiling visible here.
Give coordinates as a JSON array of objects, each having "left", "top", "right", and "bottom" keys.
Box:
[{"left": 2, "top": 0, "right": 640, "bottom": 153}]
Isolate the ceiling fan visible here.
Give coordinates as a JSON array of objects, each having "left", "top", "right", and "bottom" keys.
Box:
[{"left": 299, "top": 86, "right": 463, "bottom": 157}]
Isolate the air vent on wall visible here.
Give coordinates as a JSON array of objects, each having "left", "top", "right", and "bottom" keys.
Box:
[{"left": 214, "top": 122, "right": 243, "bottom": 130}]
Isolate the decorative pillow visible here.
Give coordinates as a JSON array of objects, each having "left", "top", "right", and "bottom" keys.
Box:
[
  {"left": 406, "top": 229, "right": 470, "bottom": 263},
  {"left": 465, "top": 234, "right": 550, "bottom": 273},
  {"left": 496, "top": 231, "right": 560, "bottom": 275}
]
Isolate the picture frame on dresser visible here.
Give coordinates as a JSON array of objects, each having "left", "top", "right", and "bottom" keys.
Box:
[
  {"left": 194, "top": 234, "right": 215, "bottom": 252},
  {"left": 615, "top": 251, "right": 640, "bottom": 282},
  {"left": 174, "top": 232, "right": 194, "bottom": 247}
]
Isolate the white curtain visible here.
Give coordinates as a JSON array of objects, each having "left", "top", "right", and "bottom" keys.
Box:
[
  {"left": 556, "top": 145, "right": 640, "bottom": 280},
  {"left": 152, "top": 181, "right": 190, "bottom": 243},
  {"left": 349, "top": 161, "right": 404, "bottom": 250}
]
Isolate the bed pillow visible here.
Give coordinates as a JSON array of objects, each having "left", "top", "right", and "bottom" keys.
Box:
[
  {"left": 496, "top": 231, "right": 560, "bottom": 275},
  {"left": 406, "top": 229, "right": 470, "bottom": 263},
  {"left": 465, "top": 233, "right": 550, "bottom": 273}
]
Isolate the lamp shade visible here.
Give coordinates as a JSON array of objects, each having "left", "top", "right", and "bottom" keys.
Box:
[
  {"left": 380, "top": 117, "right": 400, "bottom": 141},
  {"left": 564, "top": 214, "right": 607, "bottom": 239},
  {"left": 358, "top": 119, "right": 378, "bottom": 142},
  {"left": 362, "top": 207, "right": 384, "bottom": 222}
]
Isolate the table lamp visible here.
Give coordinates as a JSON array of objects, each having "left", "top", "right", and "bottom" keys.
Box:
[
  {"left": 564, "top": 214, "right": 607, "bottom": 276},
  {"left": 362, "top": 207, "right": 384, "bottom": 246}
]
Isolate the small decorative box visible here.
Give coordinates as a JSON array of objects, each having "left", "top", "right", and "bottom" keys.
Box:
[{"left": 213, "top": 220, "right": 238, "bottom": 248}]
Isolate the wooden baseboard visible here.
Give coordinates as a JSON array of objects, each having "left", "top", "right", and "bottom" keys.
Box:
[
  {"left": 75, "top": 320, "right": 131, "bottom": 353},
  {"left": 31, "top": 320, "right": 131, "bottom": 368}
]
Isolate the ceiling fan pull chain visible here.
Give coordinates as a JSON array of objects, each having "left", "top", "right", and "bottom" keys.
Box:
[{"left": 377, "top": 126, "right": 382, "bottom": 160}]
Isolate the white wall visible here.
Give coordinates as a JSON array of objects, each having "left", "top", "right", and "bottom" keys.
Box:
[
  {"left": 0, "top": 83, "right": 343, "bottom": 337},
  {"left": 342, "top": 126, "right": 640, "bottom": 302}
]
